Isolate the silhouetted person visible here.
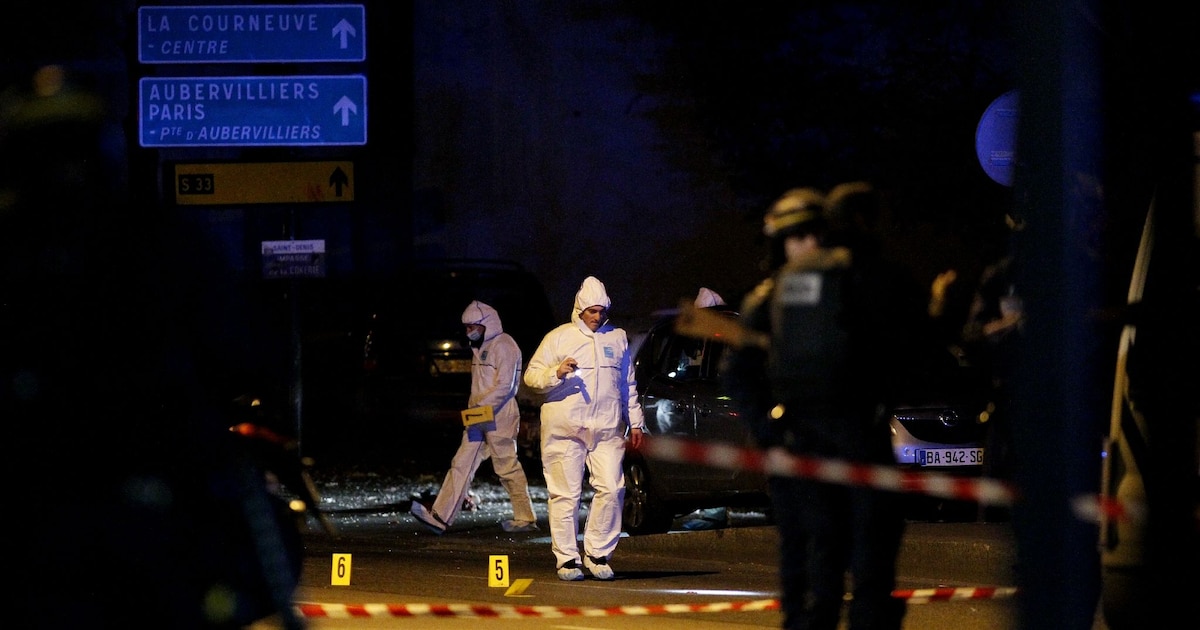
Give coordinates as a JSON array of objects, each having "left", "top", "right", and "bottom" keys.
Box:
[
  {"left": 724, "top": 184, "right": 921, "bottom": 630},
  {"left": 2, "top": 66, "right": 303, "bottom": 629},
  {"left": 962, "top": 247, "right": 1023, "bottom": 483}
]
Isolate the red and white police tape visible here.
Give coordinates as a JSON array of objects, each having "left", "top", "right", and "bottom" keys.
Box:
[
  {"left": 639, "top": 436, "right": 1019, "bottom": 506},
  {"left": 294, "top": 588, "right": 1019, "bottom": 618},
  {"left": 892, "top": 587, "right": 1018, "bottom": 604},
  {"left": 638, "top": 435, "right": 1153, "bottom": 524},
  {"left": 294, "top": 599, "right": 779, "bottom": 619}
]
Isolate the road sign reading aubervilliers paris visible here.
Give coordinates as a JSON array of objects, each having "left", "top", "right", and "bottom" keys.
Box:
[{"left": 139, "top": 75, "right": 367, "bottom": 147}]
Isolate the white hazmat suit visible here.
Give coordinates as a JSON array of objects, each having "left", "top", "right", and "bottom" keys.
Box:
[
  {"left": 412, "top": 300, "right": 537, "bottom": 533},
  {"left": 523, "top": 277, "right": 646, "bottom": 574}
]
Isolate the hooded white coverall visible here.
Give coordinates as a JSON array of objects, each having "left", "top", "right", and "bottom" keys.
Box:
[
  {"left": 523, "top": 277, "right": 646, "bottom": 568},
  {"left": 427, "top": 300, "right": 537, "bottom": 528}
]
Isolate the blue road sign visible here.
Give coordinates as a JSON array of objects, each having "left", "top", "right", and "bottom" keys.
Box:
[
  {"left": 139, "top": 4, "right": 366, "bottom": 64},
  {"left": 139, "top": 75, "right": 367, "bottom": 147},
  {"left": 262, "top": 240, "right": 326, "bottom": 279}
]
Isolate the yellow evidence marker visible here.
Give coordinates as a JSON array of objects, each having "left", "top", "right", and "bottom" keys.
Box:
[
  {"left": 332, "top": 553, "right": 352, "bottom": 585},
  {"left": 488, "top": 555, "right": 509, "bottom": 588},
  {"left": 504, "top": 578, "right": 534, "bottom": 597}
]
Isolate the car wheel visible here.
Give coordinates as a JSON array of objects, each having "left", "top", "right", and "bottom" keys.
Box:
[{"left": 622, "top": 456, "right": 674, "bottom": 535}]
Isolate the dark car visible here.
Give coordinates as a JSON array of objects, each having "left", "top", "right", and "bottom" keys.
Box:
[
  {"left": 300, "top": 259, "right": 555, "bottom": 469},
  {"left": 623, "top": 305, "right": 769, "bottom": 534},
  {"left": 622, "top": 306, "right": 991, "bottom": 534},
  {"left": 885, "top": 342, "right": 994, "bottom": 520}
]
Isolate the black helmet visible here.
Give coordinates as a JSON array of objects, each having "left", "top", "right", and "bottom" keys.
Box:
[
  {"left": 763, "top": 187, "right": 827, "bottom": 240},
  {"left": 761, "top": 187, "right": 828, "bottom": 271}
]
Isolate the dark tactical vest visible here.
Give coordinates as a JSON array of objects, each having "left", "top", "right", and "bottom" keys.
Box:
[{"left": 765, "top": 258, "right": 891, "bottom": 461}]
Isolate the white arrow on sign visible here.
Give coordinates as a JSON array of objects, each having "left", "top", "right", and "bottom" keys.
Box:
[
  {"left": 333, "top": 96, "right": 358, "bottom": 126},
  {"left": 332, "top": 19, "right": 357, "bottom": 50}
]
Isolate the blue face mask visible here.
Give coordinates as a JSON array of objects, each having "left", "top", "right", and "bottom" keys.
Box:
[{"left": 466, "top": 329, "right": 482, "bottom": 342}]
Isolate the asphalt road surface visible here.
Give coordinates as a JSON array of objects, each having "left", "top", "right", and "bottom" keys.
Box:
[{"left": 242, "top": 469, "right": 1108, "bottom": 629}]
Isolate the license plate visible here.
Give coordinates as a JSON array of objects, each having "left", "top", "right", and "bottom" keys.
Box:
[
  {"left": 916, "top": 448, "right": 984, "bottom": 467},
  {"left": 432, "top": 358, "right": 472, "bottom": 374}
]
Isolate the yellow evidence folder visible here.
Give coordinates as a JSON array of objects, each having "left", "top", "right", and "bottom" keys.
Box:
[
  {"left": 462, "top": 406, "right": 496, "bottom": 441},
  {"left": 461, "top": 405, "right": 494, "bottom": 426}
]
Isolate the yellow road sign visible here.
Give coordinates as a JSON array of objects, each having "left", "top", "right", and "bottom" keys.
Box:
[{"left": 173, "top": 161, "right": 354, "bottom": 205}]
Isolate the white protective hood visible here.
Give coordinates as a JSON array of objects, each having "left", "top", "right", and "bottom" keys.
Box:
[
  {"left": 461, "top": 300, "right": 503, "bottom": 341},
  {"left": 694, "top": 287, "right": 726, "bottom": 307},
  {"left": 572, "top": 276, "right": 611, "bottom": 322}
]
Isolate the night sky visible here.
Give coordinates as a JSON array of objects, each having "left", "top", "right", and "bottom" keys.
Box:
[
  {"left": 411, "top": 1, "right": 1020, "bottom": 321},
  {"left": 5, "top": 1, "right": 1176, "bottom": 322}
]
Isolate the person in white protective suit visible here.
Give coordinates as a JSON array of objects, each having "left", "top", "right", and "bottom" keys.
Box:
[
  {"left": 522, "top": 276, "right": 647, "bottom": 581},
  {"left": 694, "top": 287, "right": 726, "bottom": 308},
  {"left": 410, "top": 300, "right": 539, "bottom": 534}
]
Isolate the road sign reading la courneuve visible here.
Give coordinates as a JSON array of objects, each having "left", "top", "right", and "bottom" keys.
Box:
[
  {"left": 138, "top": 4, "right": 366, "bottom": 64},
  {"left": 139, "top": 75, "right": 367, "bottom": 147}
]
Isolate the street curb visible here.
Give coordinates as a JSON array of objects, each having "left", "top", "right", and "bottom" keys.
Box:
[{"left": 620, "top": 525, "right": 779, "bottom": 565}]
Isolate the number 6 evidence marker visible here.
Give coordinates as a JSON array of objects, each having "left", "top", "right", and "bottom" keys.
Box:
[{"left": 331, "top": 553, "right": 351, "bottom": 586}]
